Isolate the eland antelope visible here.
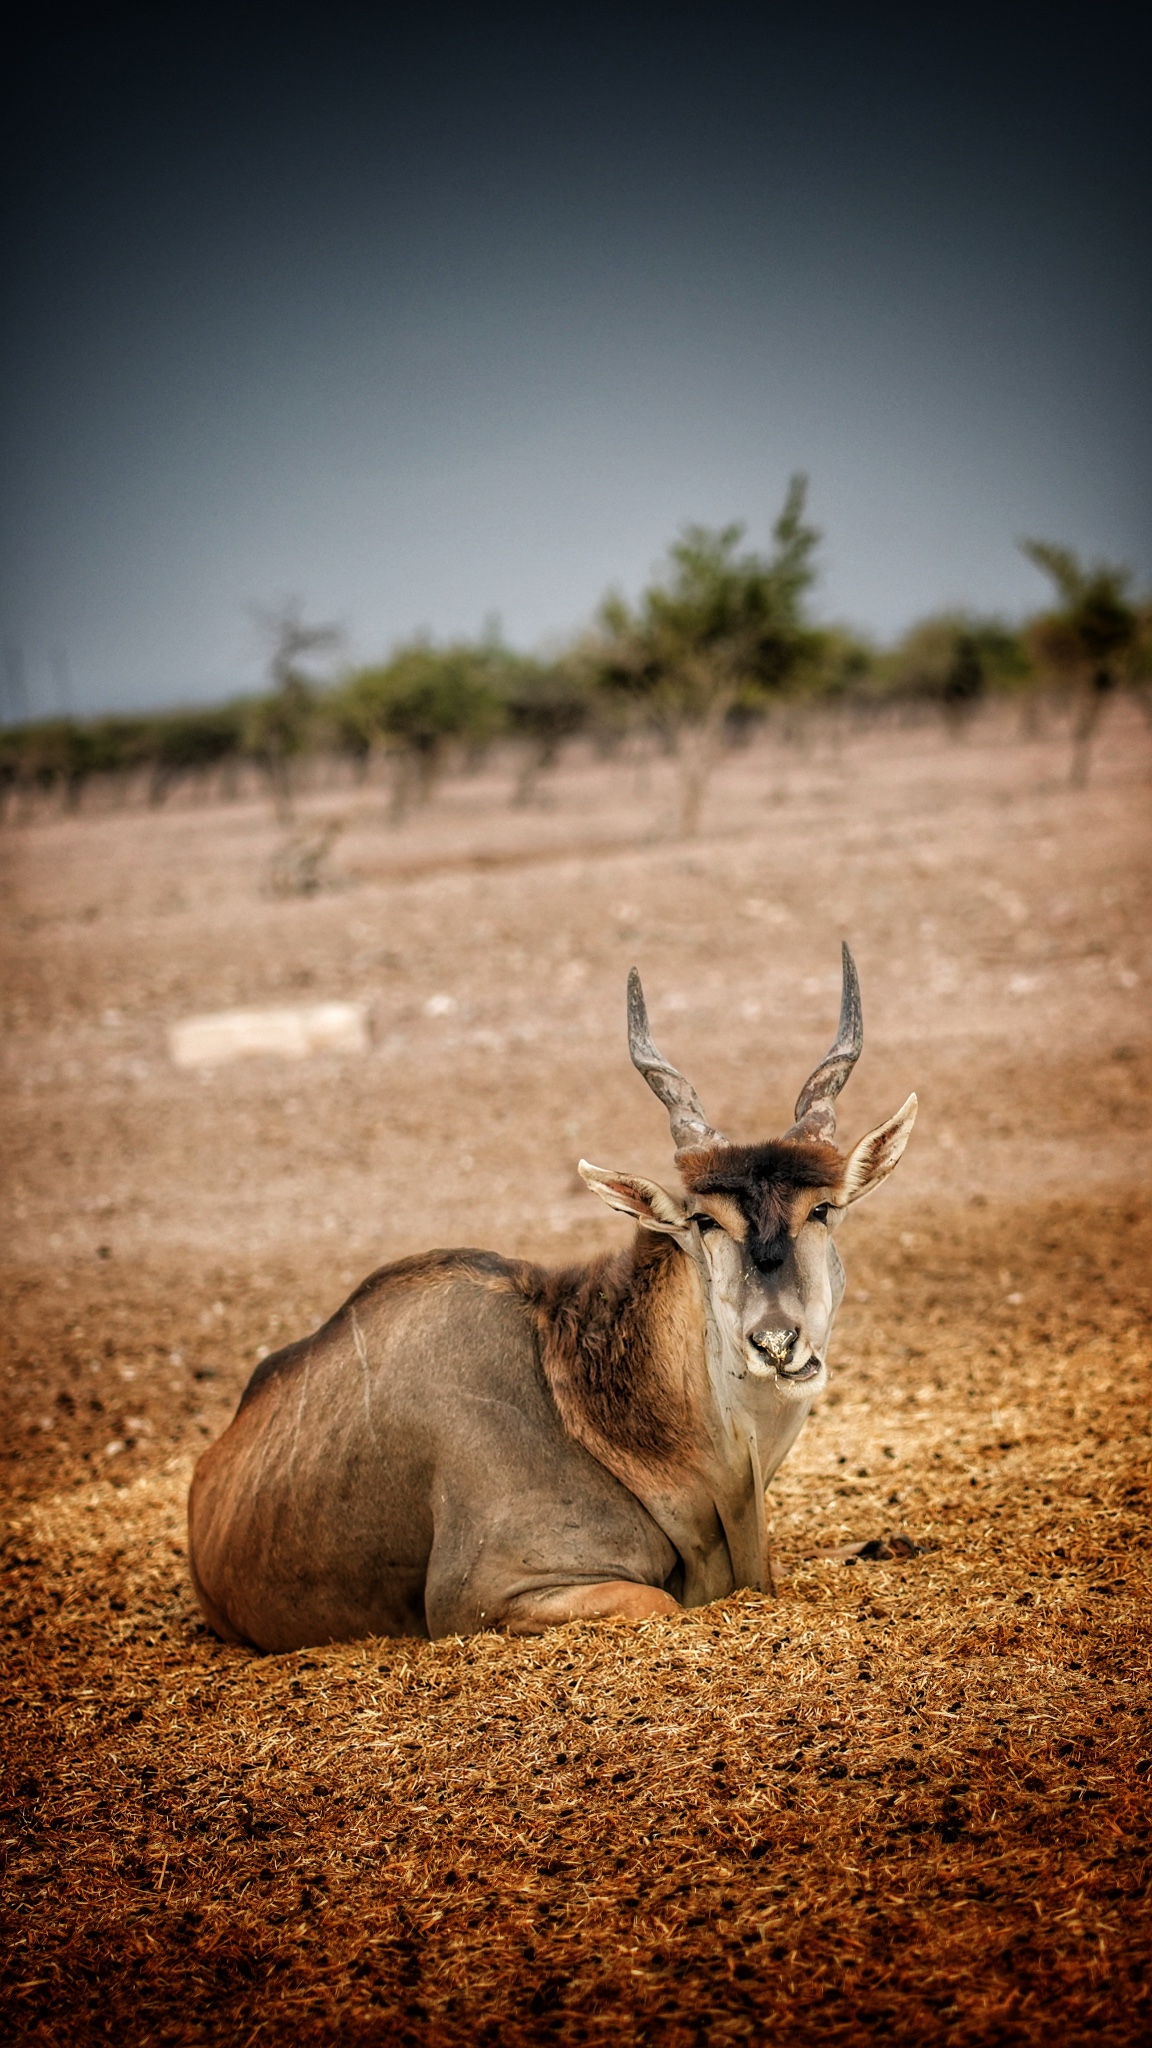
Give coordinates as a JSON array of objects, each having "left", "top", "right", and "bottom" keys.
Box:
[{"left": 189, "top": 946, "right": 916, "bottom": 1648}]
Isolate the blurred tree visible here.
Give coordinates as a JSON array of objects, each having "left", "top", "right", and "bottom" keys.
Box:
[
  {"left": 6, "top": 718, "right": 93, "bottom": 810},
  {"left": 1021, "top": 542, "right": 1144, "bottom": 785},
  {"left": 878, "top": 614, "right": 1028, "bottom": 733},
  {"left": 590, "top": 476, "right": 825, "bottom": 832},
  {"left": 1133, "top": 605, "right": 1152, "bottom": 729},
  {"left": 502, "top": 659, "right": 591, "bottom": 805},
  {"left": 145, "top": 705, "right": 246, "bottom": 804},
  {"left": 336, "top": 641, "right": 505, "bottom": 821},
  {"left": 247, "top": 600, "right": 343, "bottom": 816}
]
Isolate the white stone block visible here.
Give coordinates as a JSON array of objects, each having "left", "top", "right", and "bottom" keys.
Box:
[{"left": 168, "top": 1001, "right": 369, "bottom": 1068}]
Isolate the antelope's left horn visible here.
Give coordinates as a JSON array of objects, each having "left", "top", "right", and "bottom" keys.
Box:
[
  {"left": 787, "top": 942, "right": 863, "bottom": 1141},
  {"left": 627, "top": 967, "right": 726, "bottom": 1154}
]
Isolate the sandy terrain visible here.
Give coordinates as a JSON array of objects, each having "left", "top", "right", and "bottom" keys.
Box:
[{"left": 2, "top": 699, "right": 1150, "bottom": 2044}]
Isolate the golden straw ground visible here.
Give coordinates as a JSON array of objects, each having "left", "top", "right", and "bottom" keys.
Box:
[
  {"left": 2, "top": 1197, "right": 1149, "bottom": 2044},
  {"left": 2, "top": 708, "right": 1150, "bottom": 2041}
]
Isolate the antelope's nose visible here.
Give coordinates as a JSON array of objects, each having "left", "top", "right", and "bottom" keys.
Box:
[{"left": 749, "top": 1326, "right": 799, "bottom": 1367}]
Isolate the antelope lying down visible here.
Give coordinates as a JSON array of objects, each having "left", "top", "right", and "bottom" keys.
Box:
[{"left": 189, "top": 947, "right": 916, "bottom": 1649}]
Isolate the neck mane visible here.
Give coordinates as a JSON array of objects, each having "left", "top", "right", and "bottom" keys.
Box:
[{"left": 519, "top": 1231, "right": 704, "bottom": 1478}]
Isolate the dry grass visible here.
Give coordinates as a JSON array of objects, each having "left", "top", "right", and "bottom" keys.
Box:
[{"left": 3, "top": 1195, "right": 1150, "bottom": 2046}]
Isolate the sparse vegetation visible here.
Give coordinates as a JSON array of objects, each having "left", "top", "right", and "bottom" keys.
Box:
[
  {"left": 246, "top": 602, "right": 343, "bottom": 818},
  {"left": 3, "top": 512, "right": 1148, "bottom": 827},
  {"left": 332, "top": 639, "right": 510, "bottom": 821},
  {"left": 1020, "top": 542, "right": 1150, "bottom": 785},
  {"left": 587, "top": 477, "right": 827, "bottom": 831},
  {"left": 873, "top": 614, "right": 1030, "bottom": 732}
]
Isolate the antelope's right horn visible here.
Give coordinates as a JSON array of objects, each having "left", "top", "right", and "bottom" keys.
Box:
[
  {"left": 627, "top": 968, "right": 726, "bottom": 1155},
  {"left": 786, "top": 942, "right": 863, "bottom": 1141}
]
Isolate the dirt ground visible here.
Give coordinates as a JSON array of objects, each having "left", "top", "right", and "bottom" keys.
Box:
[{"left": 2, "top": 700, "right": 1150, "bottom": 2044}]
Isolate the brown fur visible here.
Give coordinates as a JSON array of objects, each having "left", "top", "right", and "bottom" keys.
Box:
[
  {"left": 517, "top": 1232, "right": 701, "bottom": 1472},
  {"left": 679, "top": 1137, "right": 844, "bottom": 1267}
]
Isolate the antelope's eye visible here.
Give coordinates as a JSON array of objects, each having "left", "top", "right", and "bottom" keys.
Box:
[
  {"left": 809, "top": 1203, "right": 831, "bottom": 1225},
  {"left": 694, "top": 1213, "right": 720, "bottom": 1235}
]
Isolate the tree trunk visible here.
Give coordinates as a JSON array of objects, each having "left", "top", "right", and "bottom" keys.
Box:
[
  {"left": 512, "top": 736, "right": 554, "bottom": 808},
  {"left": 1070, "top": 670, "right": 1114, "bottom": 788},
  {"left": 387, "top": 749, "right": 413, "bottom": 825},
  {"left": 675, "top": 694, "right": 733, "bottom": 836}
]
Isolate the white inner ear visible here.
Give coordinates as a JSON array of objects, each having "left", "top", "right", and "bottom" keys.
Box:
[
  {"left": 577, "top": 1160, "right": 691, "bottom": 1234},
  {"left": 838, "top": 1093, "right": 918, "bottom": 1205}
]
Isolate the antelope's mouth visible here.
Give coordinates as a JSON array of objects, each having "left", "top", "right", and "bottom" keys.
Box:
[
  {"left": 746, "top": 1348, "right": 826, "bottom": 1386},
  {"left": 777, "top": 1356, "right": 823, "bottom": 1383}
]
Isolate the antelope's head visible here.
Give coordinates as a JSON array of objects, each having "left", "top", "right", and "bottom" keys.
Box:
[{"left": 580, "top": 947, "right": 917, "bottom": 1421}]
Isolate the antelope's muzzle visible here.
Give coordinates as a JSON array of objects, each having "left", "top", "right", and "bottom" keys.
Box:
[
  {"left": 749, "top": 1326, "right": 823, "bottom": 1382},
  {"left": 750, "top": 1326, "right": 799, "bottom": 1365}
]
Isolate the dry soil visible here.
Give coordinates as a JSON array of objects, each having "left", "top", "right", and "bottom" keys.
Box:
[{"left": 2, "top": 701, "right": 1150, "bottom": 2045}]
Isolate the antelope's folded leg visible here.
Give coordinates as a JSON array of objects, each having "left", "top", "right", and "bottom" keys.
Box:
[{"left": 498, "top": 1580, "right": 681, "bottom": 1634}]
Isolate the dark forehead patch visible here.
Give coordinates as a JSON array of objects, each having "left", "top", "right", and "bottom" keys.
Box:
[{"left": 679, "top": 1138, "right": 844, "bottom": 1253}]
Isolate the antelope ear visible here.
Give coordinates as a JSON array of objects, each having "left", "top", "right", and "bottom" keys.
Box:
[
  {"left": 577, "top": 1161, "right": 691, "bottom": 1235},
  {"left": 836, "top": 1094, "right": 918, "bottom": 1205}
]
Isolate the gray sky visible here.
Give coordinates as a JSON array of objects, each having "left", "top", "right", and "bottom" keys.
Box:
[{"left": 2, "top": 6, "right": 1149, "bottom": 718}]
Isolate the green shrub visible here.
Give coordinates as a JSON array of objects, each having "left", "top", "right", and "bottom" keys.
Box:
[
  {"left": 335, "top": 641, "right": 508, "bottom": 815},
  {"left": 874, "top": 614, "right": 1029, "bottom": 723}
]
